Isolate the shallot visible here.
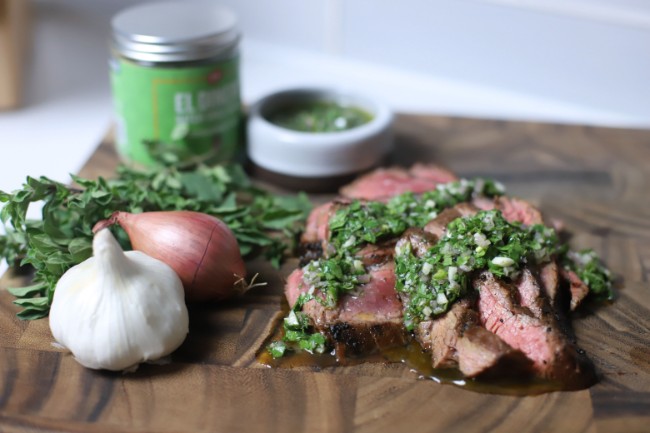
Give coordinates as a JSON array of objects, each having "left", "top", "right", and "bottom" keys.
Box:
[{"left": 94, "top": 210, "right": 247, "bottom": 301}]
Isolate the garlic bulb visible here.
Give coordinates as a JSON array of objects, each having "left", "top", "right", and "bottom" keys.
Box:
[{"left": 49, "top": 229, "right": 189, "bottom": 371}]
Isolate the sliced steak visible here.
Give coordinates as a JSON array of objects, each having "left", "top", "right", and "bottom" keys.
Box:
[
  {"left": 393, "top": 227, "right": 437, "bottom": 311},
  {"left": 395, "top": 227, "right": 437, "bottom": 258},
  {"left": 340, "top": 164, "right": 457, "bottom": 201},
  {"left": 474, "top": 271, "right": 595, "bottom": 386},
  {"left": 301, "top": 200, "right": 351, "bottom": 247},
  {"left": 396, "top": 228, "right": 530, "bottom": 378},
  {"left": 356, "top": 240, "right": 396, "bottom": 267},
  {"left": 538, "top": 260, "right": 560, "bottom": 305},
  {"left": 471, "top": 196, "right": 497, "bottom": 211},
  {"left": 302, "top": 201, "right": 334, "bottom": 245},
  {"left": 513, "top": 267, "right": 547, "bottom": 319},
  {"left": 414, "top": 298, "right": 474, "bottom": 368},
  {"left": 560, "top": 268, "right": 590, "bottom": 311},
  {"left": 408, "top": 163, "right": 459, "bottom": 184},
  {"left": 396, "top": 228, "right": 462, "bottom": 368},
  {"left": 423, "top": 202, "right": 479, "bottom": 239},
  {"left": 457, "top": 326, "right": 533, "bottom": 378},
  {"left": 415, "top": 296, "right": 531, "bottom": 378},
  {"left": 300, "top": 200, "right": 349, "bottom": 263},
  {"left": 420, "top": 197, "right": 543, "bottom": 247},
  {"left": 284, "top": 262, "right": 407, "bottom": 358},
  {"left": 496, "top": 196, "right": 544, "bottom": 226},
  {"left": 486, "top": 198, "right": 590, "bottom": 314}
]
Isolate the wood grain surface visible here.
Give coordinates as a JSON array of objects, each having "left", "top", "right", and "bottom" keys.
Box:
[{"left": 1, "top": 115, "right": 649, "bottom": 433}]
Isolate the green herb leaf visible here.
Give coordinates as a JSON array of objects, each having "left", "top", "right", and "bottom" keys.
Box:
[
  {"left": 68, "top": 237, "right": 93, "bottom": 263},
  {"left": 7, "top": 283, "right": 47, "bottom": 298},
  {"left": 560, "top": 249, "right": 614, "bottom": 301},
  {"left": 13, "top": 296, "right": 49, "bottom": 308},
  {"left": 267, "top": 341, "right": 286, "bottom": 358},
  {"left": 0, "top": 162, "right": 311, "bottom": 319},
  {"left": 16, "top": 308, "right": 49, "bottom": 321}
]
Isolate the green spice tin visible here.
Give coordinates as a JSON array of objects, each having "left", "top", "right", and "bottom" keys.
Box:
[{"left": 110, "top": 2, "right": 241, "bottom": 166}]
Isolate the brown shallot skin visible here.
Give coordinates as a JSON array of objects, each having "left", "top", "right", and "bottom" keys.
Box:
[{"left": 93, "top": 211, "right": 247, "bottom": 302}]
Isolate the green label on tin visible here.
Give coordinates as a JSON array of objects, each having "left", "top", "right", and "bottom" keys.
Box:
[{"left": 110, "top": 55, "right": 241, "bottom": 166}]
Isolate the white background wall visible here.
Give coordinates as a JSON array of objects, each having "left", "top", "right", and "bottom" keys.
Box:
[
  {"left": 22, "top": 0, "right": 649, "bottom": 123},
  {"left": 225, "top": 0, "right": 650, "bottom": 123}
]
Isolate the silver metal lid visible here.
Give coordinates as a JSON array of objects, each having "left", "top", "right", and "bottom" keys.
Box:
[{"left": 111, "top": 1, "right": 240, "bottom": 63}]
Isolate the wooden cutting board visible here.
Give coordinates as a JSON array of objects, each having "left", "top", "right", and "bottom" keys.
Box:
[{"left": 1, "top": 115, "right": 649, "bottom": 433}]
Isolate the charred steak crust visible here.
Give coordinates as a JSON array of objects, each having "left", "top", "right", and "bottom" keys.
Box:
[{"left": 328, "top": 320, "right": 408, "bottom": 359}]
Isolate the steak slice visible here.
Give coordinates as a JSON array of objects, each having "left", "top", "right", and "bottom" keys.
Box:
[
  {"left": 474, "top": 271, "right": 595, "bottom": 385},
  {"left": 300, "top": 200, "right": 351, "bottom": 264},
  {"left": 302, "top": 201, "right": 335, "bottom": 245},
  {"left": 484, "top": 197, "right": 595, "bottom": 311},
  {"left": 395, "top": 227, "right": 437, "bottom": 257},
  {"left": 414, "top": 296, "right": 532, "bottom": 378},
  {"left": 471, "top": 196, "right": 497, "bottom": 211},
  {"left": 284, "top": 261, "right": 407, "bottom": 359},
  {"left": 560, "top": 268, "right": 590, "bottom": 311},
  {"left": 496, "top": 196, "right": 544, "bottom": 226},
  {"left": 415, "top": 298, "right": 476, "bottom": 369},
  {"left": 456, "top": 326, "right": 533, "bottom": 378},
  {"left": 301, "top": 200, "right": 350, "bottom": 248},
  {"left": 538, "top": 260, "right": 560, "bottom": 304},
  {"left": 396, "top": 228, "right": 531, "bottom": 378},
  {"left": 409, "top": 163, "right": 459, "bottom": 183},
  {"left": 422, "top": 196, "right": 543, "bottom": 236},
  {"left": 340, "top": 164, "right": 457, "bottom": 201},
  {"left": 513, "top": 267, "right": 547, "bottom": 319},
  {"left": 423, "top": 202, "right": 479, "bottom": 239},
  {"left": 356, "top": 240, "right": 397, "bottom": 267}
]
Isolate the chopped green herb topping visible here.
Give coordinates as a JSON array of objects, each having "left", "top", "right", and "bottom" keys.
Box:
[
  {"left": 319, "top": 178, "right": 505, "bottom": 304},
  {"left": 328, "top": 178, "right": 505, "bottom": 253},
  {"left": 395, "top": 210, "right": 560, "bottom": 330},
  {"left": 302, "top": 256, "right": 367, "bottom": 307},
  {"left": 269, "top": 256, "right": 367, "bottom": 358},
  {"left": 561, "top": 249, "right": 614, "bottom": 301},
  {"left": 268, "top": 293, "right": 328, "bottom": 359}
]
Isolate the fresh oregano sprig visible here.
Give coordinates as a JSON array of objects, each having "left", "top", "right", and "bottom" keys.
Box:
[{"left": 0, "top": 162, "right": 311, "bottom": 319}]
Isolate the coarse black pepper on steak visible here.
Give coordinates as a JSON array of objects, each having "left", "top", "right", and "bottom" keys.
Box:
[{"left": 286, "top": 164, "right": 597, "bottom": 384}]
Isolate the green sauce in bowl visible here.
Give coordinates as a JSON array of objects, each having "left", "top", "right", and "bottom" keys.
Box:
[{"left": 267, "top": 102, "right": 373, "bottom": 133}]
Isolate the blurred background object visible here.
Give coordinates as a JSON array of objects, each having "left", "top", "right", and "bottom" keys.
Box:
[
  {"left": 0, "top": 0, "right": 649, "bottom": 276},
  {"left": 0, "top": 0, "right": 649, "bottom": 192},
  {"left": 0, "top": 0, "right": 30, "bottom": 110}
]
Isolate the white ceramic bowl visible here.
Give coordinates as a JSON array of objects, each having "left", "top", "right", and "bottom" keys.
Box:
[{"left": 247, "top": 88, "right": 393, "bottom": 184}]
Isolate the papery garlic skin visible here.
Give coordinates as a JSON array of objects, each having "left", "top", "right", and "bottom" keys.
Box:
[{"left": 49, "top": 229, "right": 189, "bottom": 371}]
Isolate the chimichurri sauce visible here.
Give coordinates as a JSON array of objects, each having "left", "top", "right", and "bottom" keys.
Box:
[{"left": 267, "top": 102, "right": 373, "bottom": 133}]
